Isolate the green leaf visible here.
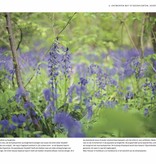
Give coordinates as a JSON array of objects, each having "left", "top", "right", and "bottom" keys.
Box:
[{"left": 85, "top": 108, "right": 145, "bottom": 137}]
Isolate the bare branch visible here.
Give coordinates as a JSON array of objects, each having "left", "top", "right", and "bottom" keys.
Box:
[
  {"left": 57, "top": 12, "right": 77, "bottom": 37},
  {"left": 16, "top": 25, "right": 23, "bottom": 51},
  {"left": 11, "top": 19, "right": 23, "bottom": 51},
  {"left": 24, "top": 13, "right": 77, "bottom": 88}
]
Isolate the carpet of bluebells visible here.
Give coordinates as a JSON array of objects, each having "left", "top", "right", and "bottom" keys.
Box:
[{"left": 0, "top": 41, "right": 156, "bottom": 137}]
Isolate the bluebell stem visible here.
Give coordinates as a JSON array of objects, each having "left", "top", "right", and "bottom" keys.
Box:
[
  {"left": 61, "top": 47, "right": 72, "bottom": 102},
  {"left": 48, "top": 42, "right": 61, "bottom": 107},
  {"left": 44, "top": 101, "right": 56, "bottom": 118},
  {"left": 78, "top": 77, "right": 88, "bottom": 107},
  {"left": 61, "top": 47, "right": 71, "bottom": 77},
  {"left": 43, "top": 88, "right": 51, "bottom": 101},
  {"left": 84, "top": 98, "right": 93, "bottom": 119},
  {"left": 67, "top": 85, "right": 76, "bottom": 103}
]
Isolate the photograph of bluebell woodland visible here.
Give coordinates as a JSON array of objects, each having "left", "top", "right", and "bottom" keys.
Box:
[{"left": 0, "top": 13, "right": 156, "bottom": 138}]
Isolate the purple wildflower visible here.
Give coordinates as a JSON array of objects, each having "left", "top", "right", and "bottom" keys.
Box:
[
  {"left": 54, "top": 112, "right": 85, "bottom": 137},
  {"left": 125, "top": 92, "right": 134, "bottom": 101},
  {"left": 12, "top": 114, "right": 26, "bottom": 127},
  {"left": 144, "top": 108, "right": 149, "bottom": 117},
  {"left": 12, "top": 115, "right": 18, "bottom": 123},
  {"left": 0, "top": 119, "right": 9, "bottom": 128},
  {"left": 24, "top": 101, "right": 35, "bottom": 109},
  {"left": 105, "top": 101, "right": 117, "bottom": 108},
  {"left": 43, "top": 88, "right": 51, "bottom": 101},
  {"left": 88, "top": 64, "right": 99, "bottom": 75},
  {"left": 15, "top": 87, "right": 28, "bottom": 103},
  {"left": 9, "top": 124, "right": 16, "bottom": 131},
  {"left": 44, "top": 101, "right": 56, "bottom": 118},
  {"left": 0, "top": 119, "right": 9, "bottom": 134},
  {"left": 61, "top": 47, "right": 72, "bottom": 77},
  {"left": 79, "top": 77, "right": 88, "bottom": 86}
]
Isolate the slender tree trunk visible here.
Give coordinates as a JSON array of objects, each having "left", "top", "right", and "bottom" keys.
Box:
[
  {"left": 132, "top": 19, "right": 140, "bottom": 50},
  {"left": 5, "top": 13, "right": 41, "bottom": 130},
  {"left": 149, "top": 13, "right": 156, "bottom": 53},
  {"left": 5, "top": 13, "right": 25, "bottom": 92}
]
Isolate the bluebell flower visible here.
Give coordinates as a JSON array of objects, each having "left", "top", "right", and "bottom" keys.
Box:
[
  {"left": 18, "top": 114, "right": 26, "bottom": 125},
  {"left": 75, "top": 85, "right": 82, "bottom": 96},
  {"left": 61, "top": 47, "right": 72, "bottom": 77},
  {"left": 43, "top": 88, "right": 51, "bottom": 101},
  {"left": 124, "top": 66, "right": 134, "bottom": 78},
  {"left": 88, "top": 64, "right": 99, "bottom": 75},
  {"left": 125, "top": 92, "right": 134, "bottom": 101},
  {"left": 12, "top": 115, "right": 18, "bottom": 124},
  {"left": 0, "top": 119, "right": 9, "bottom": 134},
  {"left": 105, "top": 101, "right": 117, "bottom": 108},
  {"left": 79, "top": 77, "right": 88, "bottom": 86},
  {"left": 12, "top": 114, "right": 26, "bottom": 127},
  {"left": 151, "top": 83, "right": 156, "bottom": 95},
  {"left": 54, "top": 112, "right": 85, "bottom": 137},
  {"left": 0, "top": 119, "right": 9, "bottom": 128},
  {"left": 15, "top": 87, "right": 29, "bottom": 103},
  {"left": 144, "top": 108, "right": 149, "bottom": 117},
  {"left": 44, "top": 110, "right": 51, "bottom": 118},
  {"left": 24, "top": 101, "right": 37, "bottom": 123},
  {"left": 94, "top": 91, "right": 101, "bottom": 98},
  {"left": 9, "top": 124, "right": 16, "bottom": 131},
  {"left": 75, "top": 63, "right": 88, "bottom": 78},
  {"left": 24, "top": 101, "right": 35, "bottom": 109},
  {"left": 27, "top": 109, "right": 37, "bottom": 117},
  {"left": 110, "top": 79, "right": 118, "bottom": 86}
]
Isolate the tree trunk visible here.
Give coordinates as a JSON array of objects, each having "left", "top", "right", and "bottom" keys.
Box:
[
  {"left": 5, "top": 13, "right": 41, "bottom": 130},
  {"left": 5, "top": 13, "right": 25, "bottom": 92},
  {"left": 149, "top": 13, "right": 156, "bottom": 53}
]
